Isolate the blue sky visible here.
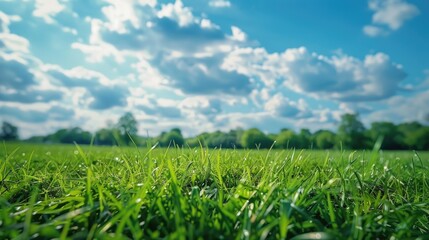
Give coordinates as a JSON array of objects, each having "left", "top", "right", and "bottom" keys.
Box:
[{"left": 1, "top": 0, "right": 428, "bottom": 138}]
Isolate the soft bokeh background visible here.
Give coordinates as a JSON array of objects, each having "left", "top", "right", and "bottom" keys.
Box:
[{"left": 1, "top": 0, "right": 428, "bottom": 138}]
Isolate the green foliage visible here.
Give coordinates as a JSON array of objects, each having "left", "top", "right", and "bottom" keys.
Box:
[
  {"left": 276, "top": 130, "right": 300, "bottom": 149},
  {"left": 0, "top": 143, "right": 428, "bottom": 239},
  {"left": 159, "top": 129, "right": 185, "bottom": 147},
  {"left": 0, "top": 121, "right": 19, "bottom": 140},
  {"left": 314, "top": 130, "right": 336, "bottom": 149},
  {"left": 241, "top": 128, "right": 273, "bottom": 149},
  {"left": 337, "top": 113, "right": 367, "bottom": 149},
  {"left": 94, "top": 128, "right": 120, "bottom": 145},
  {"left": 19, "top": 113, "right": 429, "bottom": 150},
  {"left": 116, "top": 112, "right": 138, "bottom": 144},
  {"left": 397, "top": 122, "right": 425, "bottom": 149},
  {"left": 368, "top": 122, "right": 404, "bottom": 150},
  {"left": 413, "top": 127, "right": 429, "bottom": 150},
  {"left": 185, "top": 129, "right": 244, "bottom": 149}
]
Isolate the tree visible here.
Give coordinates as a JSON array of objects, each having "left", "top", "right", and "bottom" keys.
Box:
[
  {"left": 0, "top": 121, "right": 19, "bottom": 140},
  {"left": 241, "top": 128, "right": 273, "bottom": 149},
  {"left": 413, "top": 127, "right": 429, "bottom": 150},
  {"left": 314, "top": 130, "right": 336, "bottom": 149},
  {"left": 298, "top": 129, "right": 312, "bottom": 149},
  {"left": 397, "top": 122, "right": 423, "bottom": 149},
  {"left": 45, "top": 127, "right": 92, "bottom": 144},
  {"left": 276, "top": 130, "right": 302, "bottom": 149},
  {"left": 116, "top": 112, "right": 138, "bottom": 144},
  {"left": 368, "top": 122, "right": 404, "bottom": 150},
  {"left": 95, "top": 128, "right": 120, "bottom": 145},
  {"left": 337, "top": 113, "right": 367, "bottom": 149},
  {"left": 159, "top": 129, "right": 184, "bottom": 147}
]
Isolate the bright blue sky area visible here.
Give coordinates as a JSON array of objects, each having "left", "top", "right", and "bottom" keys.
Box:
[{"left": 0, "top": 0, "right": 428, "bottom": 138}]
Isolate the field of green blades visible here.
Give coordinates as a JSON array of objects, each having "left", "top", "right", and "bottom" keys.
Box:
[{"left": 0, "top": 143, "right": 428, "bottom": 239}]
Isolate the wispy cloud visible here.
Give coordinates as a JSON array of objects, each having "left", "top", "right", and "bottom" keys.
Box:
[
  {"left": 363, "top": 0, "right": 419, "bottom": 37},
  {"left": 209, "top": 0, "right": 231, "bottom": 8}
]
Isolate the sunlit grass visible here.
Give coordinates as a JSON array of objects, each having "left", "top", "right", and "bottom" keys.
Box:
[{"left": 1, "top": 143, "right": 428, "bottom": 239}]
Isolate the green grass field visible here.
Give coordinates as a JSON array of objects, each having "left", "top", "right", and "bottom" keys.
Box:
[{"left": 1, "top": 143, "right": 428, "bottom": 239}]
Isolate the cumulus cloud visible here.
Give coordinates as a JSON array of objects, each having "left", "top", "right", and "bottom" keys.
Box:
[
  {"left": 157, "top": 0, "right": 195, "bottom": 27},
  {"left": 180, "top": 96, "right": 222, "bottom": 117},
  {"left": 264, "top": 94, "right": 312, "bottom": 118},
  {"left": 230, "top": 26, "right": 246, "bottom": 42},
  {"left": 75, "top": 0, "right": 252, "bottom": 96},
  {"left": 0, "top": 11, "right": 29, "bottom": 53},
  {"left": 0, "top": 90, "right": 62, "bottom": 103},
  {"left": 101, "top": 17, "right": 226, "bottom": 53},
  {"left": 0, "top": 105, "right": 74, "bottom": 123},
  {"left": 367, "top": 90, "right": 429, "bottom": 124},
  {"left": 0, "top": 55, "right": 63, "bottom": 103},
  {"left": 364, "top": 0, "right": 419, "bottom": 36},
  {"left": 47, "top": 67, "right": 129, "bottom": 110},
  {"left": 223, "top": 47, "right": 407, "bottom": 102},
  {"left": 101, "top": 0, "right": 156, "bottom": 33},
  {"left": 137, "top": 97, "right": 182, "bottom": 119},
  {"left": 0, "top": 11, "right": 21, "bottom": 33},
  {"left": 209, "top": 0, "right": 231, "bottom": 8},
  {"left": 0, "top": 57, "right": 35, "bottom": 90},
  {"left": 33, "top": 0, "right": 65, "bottom": 24},
  {"left": 157, "top": 54, "right": 252, "bottom": 94},
  {"left": 362, "top": 25, "right": 387, "bottom": 37}
]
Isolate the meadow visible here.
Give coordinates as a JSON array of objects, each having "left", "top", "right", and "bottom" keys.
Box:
[{"left": 0, "top": 143, "right": 428, "bottom": 239}]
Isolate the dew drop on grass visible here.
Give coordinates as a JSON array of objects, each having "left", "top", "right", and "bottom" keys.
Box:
[
  {"left": 137, "top": 183, "right": 143, "bottom": 187},
  {"left": 136, "top": 198, "right": 142, "bottom": 203},
  {"left": 74, "top": 150, "right": 79, "bottom": 155}
]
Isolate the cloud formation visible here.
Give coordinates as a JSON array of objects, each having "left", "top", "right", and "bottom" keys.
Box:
[
  {"left": 48, "top": 67, "right": 129, "bottom": 110},
  {"left": 33, "top": 0, "right": 65, "bottom": 23},
  {"left": 0, "top": 55, "right": 63, "bottom": 103},
  {"left": 223, "top": 47, "right": 407, "bottom": 101},
  {"left": 364, "top": 0, "right": 419, "bottom": 37},
  {"left": 264, "top": 94, "right": 312, "bottom": 119},
  {"left": 209, "top": 0, "right": 231, "bottom": 8},
  {"left": 0, "top": 105, "right": 74, "bottom": 123},
  {"left": 78, "top": 0, "right": 252, "bottom": 95},
  {"left": 0, "top": 0, "right": 426, "bottom": 138}
]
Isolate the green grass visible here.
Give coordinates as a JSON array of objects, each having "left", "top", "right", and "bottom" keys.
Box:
[{"left": 1, "top": 143, "right": 428, "bottom": 239}]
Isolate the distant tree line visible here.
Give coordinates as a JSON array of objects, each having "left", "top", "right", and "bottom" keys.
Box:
[{"left": 2, "top": 112, "right": 429, "bottom": 150}]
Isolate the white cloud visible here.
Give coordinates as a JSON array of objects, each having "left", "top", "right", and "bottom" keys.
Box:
[
  {"left": 223, "top": 47, "right": 407, "bottom": 102},
  {"left": 180, "top": 96, "right": 222, "bottom": 117},
  {"left": 0, "top": 33, "right": 30, "bottom": 53},
  {"left": 209, "top": 0, "right": 231, "bottom": 8},
  {"left": 200, "top": 18, "right": 219, "bottom": 29},
  {"left": 264, "top": 93, "right": 311, "bottom": 118},
  {"left": 362, "top": 25, "right": 387, "bottom": 37},
  {"left": 33, "top": 0, "right": 65, "bottom": 24},
  {"left": 366, "top": 90, "right": 429, "bottom": 124},
  {"left": 0, "top": 11, "right": 21, "bottom": 33},
  {"left": 231, "top": 26, "right": 246, "bottom": 42},
  {"left": 71, "top": 18, "right": 125, "bottom": 63},
  {"left": 102, "top": 0, "right": 145, "bottom": 33},
  {"left": 364, "top": 0, "right": 419, "bottom": 36},
  {"left": 157, "top": 0, "right": 195, "bottom": 27}
]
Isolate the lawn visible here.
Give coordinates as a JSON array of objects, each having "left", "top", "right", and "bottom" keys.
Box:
[{"left": 1, "top": 143, "right": 428, "bottom": 239}]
